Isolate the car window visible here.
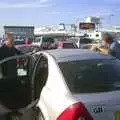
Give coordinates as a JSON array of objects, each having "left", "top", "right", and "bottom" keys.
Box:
[
  {"left": 0, "top": 55, "right": 34, "bottom": 109},
  {"left": 59, "top": 59, "right": 120, "bottom": 93},
  {"left": 0, "top": 55, "right": 31, "bottom": 78},
  {"left": 33, "top": 56, "right": 48, "bottom": 99}
]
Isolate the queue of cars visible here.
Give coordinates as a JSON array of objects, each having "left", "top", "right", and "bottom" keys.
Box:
[{"left": 14, "top": 37, "right": 78, "bottom": 54}]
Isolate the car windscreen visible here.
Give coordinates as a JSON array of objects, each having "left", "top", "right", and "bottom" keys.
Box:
[{"left": 59, "top": 59, "right": 120, "bottom": 93}]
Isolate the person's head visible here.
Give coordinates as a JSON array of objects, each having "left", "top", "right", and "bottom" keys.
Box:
[
  {"left": 103, "top": 33, "right": 113, "bottom": 45},
  {"left": 4, "top": 33, "right": 14, "bottom": 48}
]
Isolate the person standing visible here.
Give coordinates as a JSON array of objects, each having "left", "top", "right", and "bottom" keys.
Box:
[
  {"left": 0, "top": 33, "right": 21, "bottom": 60},
  {"left": 0, "top": 33, "right": 22, "bottom": 78},
  {"left": 98, "top": 33, "right": 114, "bottom": 55},
  {"left": 0, "top": 33, "right": 24, "bottom": 112},
  {"left": 102, "top": 33, "right": 120, "bottom": 60}
]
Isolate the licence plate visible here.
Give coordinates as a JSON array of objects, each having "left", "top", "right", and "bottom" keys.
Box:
[{"left": 115, "top": 112, "right": 120, "bottom": 120}]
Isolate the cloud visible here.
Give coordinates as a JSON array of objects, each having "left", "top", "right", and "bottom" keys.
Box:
[{"left": 0, "top": 0, "right": 52, "bottom": 8}]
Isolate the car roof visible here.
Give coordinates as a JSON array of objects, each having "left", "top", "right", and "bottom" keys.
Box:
[{"left": 36, "top": 49, "right": 113, "bottom": 62}]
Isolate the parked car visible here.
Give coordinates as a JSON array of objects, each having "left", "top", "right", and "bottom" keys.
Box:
[
  {"left": 76, "top": 37, "right": 95, "bottom": 48},
  {"left": 33, "top": 37, "right": 56, "bottom": 50},
  {"left": 56, "top": 41, "right": 78, "bottom": 49},
  {"left": 33, "top": 49, "right": 120, "bottom": 120}
]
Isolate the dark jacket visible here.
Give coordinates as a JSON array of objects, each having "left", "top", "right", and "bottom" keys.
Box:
[
  {"left": 0, "top": 44, "right": 22, "bottom": 61},
  {"left": 109, "top": 41, "right": 120, "bottom": 60},
  {"left": 0, "top": 45, "right": 22, "bottom": 78}
]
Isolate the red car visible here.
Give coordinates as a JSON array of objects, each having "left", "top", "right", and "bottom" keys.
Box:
[{"left": 56, "top": 41, "right": 78, "bottom": 49}]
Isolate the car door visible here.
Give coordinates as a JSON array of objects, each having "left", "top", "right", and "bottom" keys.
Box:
[{"left": 0, "top": 54, "right": 35, "bottom": 112}]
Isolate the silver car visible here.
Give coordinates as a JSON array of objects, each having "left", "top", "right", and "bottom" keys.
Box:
[{"left": 34, "top": 49, "right": 120, "bottom": 120}]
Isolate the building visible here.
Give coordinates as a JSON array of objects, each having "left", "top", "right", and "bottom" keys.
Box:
[
  {"left": 85, "top": 16, "right": 101, "bottom": 24},
  {"left": 4, "top": 26, "right": 34, "bottom": 40}
]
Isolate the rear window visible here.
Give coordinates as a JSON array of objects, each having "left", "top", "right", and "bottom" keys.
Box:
[
  {"left": 63, "top": 43, "right": 77, "bottom": 48},
  {"left": 59, "top": 59, "right": 120, "bottom": 93}
]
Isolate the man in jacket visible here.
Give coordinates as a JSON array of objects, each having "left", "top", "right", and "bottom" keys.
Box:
[
  {"left": 0, "top": 33, "right": 21, "bottom": 60},
  {"left": 0, "top": 33, "right": 22, "bottom": 78},
  {"left": 0, "top": 33, "right": 25, "bottom": 111}
]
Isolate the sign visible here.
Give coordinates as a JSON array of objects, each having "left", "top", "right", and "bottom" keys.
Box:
[{"left": 79, "top": 23, "right": 95, "bottom": 29}]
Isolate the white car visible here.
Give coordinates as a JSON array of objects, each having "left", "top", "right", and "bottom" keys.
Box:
[
  {"left": 76, "top": 37, "right": 94, "bottom": 48},
  {"left": 34, "top": 49, "right": 120, "bottom": 120}
]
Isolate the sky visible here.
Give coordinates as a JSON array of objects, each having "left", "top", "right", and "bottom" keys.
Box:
[{"left": 0, "top": 0, "right": 120, "bottom": 35}]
